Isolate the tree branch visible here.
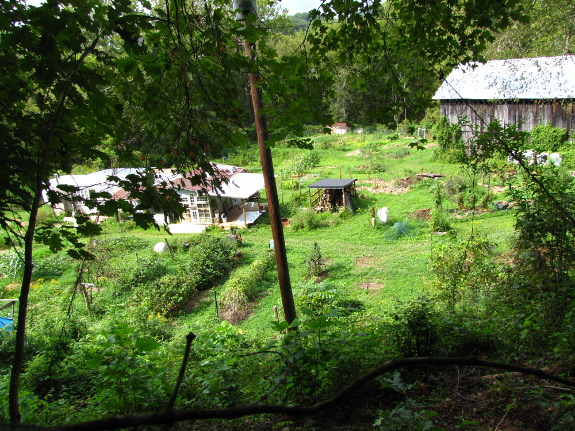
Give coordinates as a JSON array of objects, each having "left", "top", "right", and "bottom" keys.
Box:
[
  {"left": 166, "top": 332, "right": 196, "bottom": 411},
  {"left": 4, "top": 356, "right": 574, "bottom": 431}
]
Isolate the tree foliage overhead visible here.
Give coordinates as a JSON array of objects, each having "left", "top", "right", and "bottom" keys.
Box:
[
  {"left": 270, "top": 0, "right": 527, "bottom": 126},
  {"left": 0, "top": 0, "right": 539, "bottom": 426},
  {"left": 484, "top": 0, "right": 575, "bottom": 59}
]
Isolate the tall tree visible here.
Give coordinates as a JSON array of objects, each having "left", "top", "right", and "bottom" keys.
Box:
[
  {"left": 306, "top": 0, "right": 526, "bottom": 126},
  {"left": 1, "top": 0, "right": 254, "bottom": 422},
  {"left": 1, "top": 0, "right": 528, "bottom": 425},
  {"left": 485, "top": 0, "right": 575, "bottom": 59}
]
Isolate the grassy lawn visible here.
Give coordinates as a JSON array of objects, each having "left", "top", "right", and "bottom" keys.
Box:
[
  {"left": 1, "top": 131, "right": 518, "bottom": 340},
  {"left": 174, "top": 132, "right": 518, "bottom": 335}
]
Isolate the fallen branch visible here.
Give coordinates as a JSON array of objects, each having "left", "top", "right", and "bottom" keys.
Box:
[{"left": 4, "top": 356, "right": 574, "bottom": 431}]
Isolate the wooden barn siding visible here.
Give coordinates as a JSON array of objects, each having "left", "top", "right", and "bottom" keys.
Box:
[{"left": 440, "top": 99, "right": 575, "bottom": 140}]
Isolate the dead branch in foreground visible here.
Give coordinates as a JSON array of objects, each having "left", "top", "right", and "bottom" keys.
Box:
[{"left": 3, "top": 356, "right": 574, "bottom": 431}]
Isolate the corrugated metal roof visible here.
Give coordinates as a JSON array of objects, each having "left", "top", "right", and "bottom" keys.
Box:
[
  {"left": 308, "top": 179, "right": 356, "bottom": 189},
  {"left": 433, "top": 55, "right": 575, "bottom": 100}
]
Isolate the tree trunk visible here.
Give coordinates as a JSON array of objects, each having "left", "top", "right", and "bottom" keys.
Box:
[{"left": 9, "top": 184, "right": 43, "bottom": 424}]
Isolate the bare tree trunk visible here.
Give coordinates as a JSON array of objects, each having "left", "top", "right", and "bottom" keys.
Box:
[{"left": 9, "top": 183, "right": 42, "bottom": 423}]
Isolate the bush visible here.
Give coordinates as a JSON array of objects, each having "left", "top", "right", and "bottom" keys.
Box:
[
  {"left": 366, "top": 161, "right": 387, "bottom": 173},
  {"left": 560, "top": 148, "right": 575, "bottom": 169},
  {"left": 220, "top": 254, "right": 274, "bottom": 322},
  {"left": 0, "top": 250, "right": 23, "bottom": 279},
  {"left": 127, "top": 235, "right": 237, "bottom": 316},
  {"left": 429, "top": 208, "right": 451, "bottom": 232},
  {"left": 430, "top": 235, "right": 499, "bottom": 313},
  {"left": 391, "top": 147, "right": 410, "bottom": 159},
  {"left": 281, "top": 151, "right": 320, "bottom": 177},
  {"left": 530, "top": 124, "right": 568, "bottom": 152},
  {"left": 444, "top": 176, "right": 487, "bottom": 210},
  {"left": 295, "top": 280, "right": 338, "bottom": 316},
  {"left": 392, "top": 297, "right": 440, "bottom": 357},
  {"left": 305, "top": 242, "right": 325, "bottom": 279},
  {"left": 432, "top": 116, "right": 467, "bottom": 163},
  {"left": 290, "top": 208, "right": 320, "bottom": 231}
]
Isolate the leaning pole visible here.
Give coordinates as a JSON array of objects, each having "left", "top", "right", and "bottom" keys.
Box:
[{"left": 233, "top": 0, "right": 296, "bottom": 324}]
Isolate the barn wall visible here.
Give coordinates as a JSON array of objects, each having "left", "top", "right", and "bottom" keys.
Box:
[{"left": 440, "top": 99, "right": 575, "bottom": 141}]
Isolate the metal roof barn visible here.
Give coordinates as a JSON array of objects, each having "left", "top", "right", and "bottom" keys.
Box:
[
  {"left": 434, "top": 56, "right": 575, "bottom": 100},
  {"left": 433, "top": 56, "right": 575, "bottom": 139}
]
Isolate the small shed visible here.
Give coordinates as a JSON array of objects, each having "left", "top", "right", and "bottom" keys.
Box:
[
  {"left": 308, "top": 179, "right": 357, "bottom": 213},
  {"left": 433, "top": 55, "right": 575, "bottom": 141},
  {"left": 331, "top": 122, "right": 350, "bottom": 135}
]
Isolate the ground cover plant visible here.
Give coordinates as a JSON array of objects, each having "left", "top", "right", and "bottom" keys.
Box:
[{"left": 4, "top": 123, "right": 575, "bottom": 430}]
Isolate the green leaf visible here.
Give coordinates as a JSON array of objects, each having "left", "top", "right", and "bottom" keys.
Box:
[
  {"left": 270, "top": 320, "right": 289, "bottom": 332},
  {"left": 85, "top": 355, "right": 103, "bottom": 369},
  {"left": 135, "top": 338, "right": 160, "bottom": 352}
]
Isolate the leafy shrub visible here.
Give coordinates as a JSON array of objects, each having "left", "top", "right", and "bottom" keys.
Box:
[
  {"left": 133, "top": 270, "right": 200, "bottom": 316},
  {"left": 430, "top": 179, "right": 451, "bottom": 231},
  {"left": 130, "top": 258, "right": 168, "bottom": 288},
  {"left": 366, "top": 161, "right": 387, "bottom": 173},
  {"left": 305, "top": 242, "right": 325, "bottom": 279},
  {"left": 83, "top": 323, "right": 168, "bottom": 415},
  {"left": 500, "top": 167, "right": 575, "bottom": 344},
  {"left": 560, "top": 148, "right": 575, "bottom": 169},
  {"left": 391, "top": 147, "right": 410, "bottom": 159},
  {"left": 127, "top": 235, "right": 237, "bottom": 316},
  {"left": 432, "top": 116, "right": 467, "bottom": 163},
  {"left": 281, "top": 151, "right": 320, "bottom": 177},
  {"left": 397, "top": 120, "right": 416, "bottom": 136},
  {"left": 430, "top": 235, "right": 498, "bottom": 313},
  {"left": 295, "top": 280, "right": 338, "bottom": 316},
  {"left": 429, "top": 208, "right": 451, "bottom": 232},
  {"left": 392, "top": 297, "right": 439, "bottom": 357},
  {"left": 387, "top": 133, "right": 399, "bottom": 141},
  {"left": 185, "top": 234, "right": 238, "bottom": 290},
  {"left": 530, "top": 124, "right": 568, "bottom": 152},
  {"left": 220, "top": 254, "right": 274, "bottom": 322},
  {"left": 290, "top": 208, "right": 321, "bottom": 231},
  {"left": 228, "top": 147, "right": 259, "bottom": 167},
  {"left": 278, "top": 137, "right": 314, "bottom": 149},
  {"left": 443, "top": 175, "right": 486, "bottom": 209}
]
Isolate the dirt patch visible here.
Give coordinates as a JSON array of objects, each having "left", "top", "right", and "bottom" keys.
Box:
[
  {"left": 409, "top": 208, "right": 432, "bottom": 220},
  {"left": 359, "top": 281, "right": 383, "bottom": 290},
  {"left": 356, "top": 256, "right": 380, "bottom": 268},
  {"left": 357, "top": 177, "right": 413, "bottom": 194},
  {"left": 451, "top": 207, "right": 491, "bottom": 218},
  {"left": 345, "top": 149, "right": 361, "bottom": 156},
  {"left": 5, "top": 283, "right": 20, "bottom": 291},
  {"left": 220, "top": 307, "right": 252, "bottom": 325},
  {"left": 486, "top": 185, "right": 506, "bottom": 194}
]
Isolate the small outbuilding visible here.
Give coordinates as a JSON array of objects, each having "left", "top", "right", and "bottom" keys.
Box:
[
  {"left": 433, "top": 55, "right": 575, "bottom": 140},
  {"left": 308, "top": 179, "right": 357, "bottom": 213}
]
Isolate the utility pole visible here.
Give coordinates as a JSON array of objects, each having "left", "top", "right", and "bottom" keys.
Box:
[{"left": 233, "top": 0, "right": 296, "bottom": 324}]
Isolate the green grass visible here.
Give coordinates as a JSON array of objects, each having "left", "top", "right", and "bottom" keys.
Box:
[{"left": 1, "top": 131, "right": 519, "bottom": 339}]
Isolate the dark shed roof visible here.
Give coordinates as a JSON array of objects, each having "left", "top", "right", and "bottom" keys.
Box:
[{"left": 308, "top": 179, "right": 356, "bottom": 189}]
